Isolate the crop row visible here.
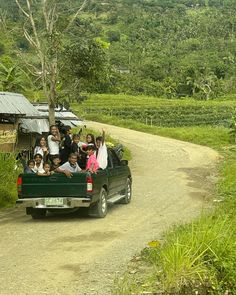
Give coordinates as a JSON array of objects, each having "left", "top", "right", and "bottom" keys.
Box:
[
  {"left": 79, "top": 106, "right": 236, "bottom": 127},
  {"left": 82, "top": 95, "right": 236, "bottom": 108}
]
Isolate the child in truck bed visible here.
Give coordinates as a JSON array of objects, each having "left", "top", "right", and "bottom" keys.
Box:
[
  {"left": 33, "top": 153, "right": 44, "bottom": 173},
  {"left": 56, "top": 153, "right": 82, "bottom": 178},
  {"left": 95, "top": 129, "right": 108, "bottom": 170},
  {"left": 37, "top": 162, "right": 53, "bottom": 176},
  {"left": 71, "top": 134, "right": 87, "bottom": 169},
  {"left": 23, "top": 159, "right": 36, "bottom": 174},
  {"left": 50, "top": 155, "right": 61, "bottom": 171},
  {"left": 86, "top": 133, "right": 95, "bottom": 147},
  {"left": 48, "top": 125, "right": 61, "bottom": 161},
  {"left": 86, "top": 145, "right": 99, "bottom": 173}
]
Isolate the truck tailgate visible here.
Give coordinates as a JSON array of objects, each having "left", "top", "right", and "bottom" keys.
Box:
[{"left": 21, "top": 173, "right": 88, "bottom": 198}]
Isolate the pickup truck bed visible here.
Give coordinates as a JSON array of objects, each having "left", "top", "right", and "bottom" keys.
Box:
[{"left": 16, "top": 149, "right": 132, "bottom": 219}]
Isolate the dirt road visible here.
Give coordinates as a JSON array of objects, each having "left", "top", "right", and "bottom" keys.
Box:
[{"left": 0, "top": 122, "right": 219, "bottom": 295}]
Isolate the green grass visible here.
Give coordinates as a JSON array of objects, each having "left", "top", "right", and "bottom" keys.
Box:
[{"left": 76, "top": 93, "right": 236, "bottom": 107}]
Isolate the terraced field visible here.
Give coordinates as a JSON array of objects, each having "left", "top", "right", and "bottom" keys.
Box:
[{"left": 73, "top": 94, "right": 236, "bottom": 127}]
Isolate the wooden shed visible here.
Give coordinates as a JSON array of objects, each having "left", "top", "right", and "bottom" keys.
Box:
[
  {"left": 0, "top": 92, "right": 84, "bottom": 153},
  {"left": 0, "top": 92, "right": 42, "bottom": 152}
]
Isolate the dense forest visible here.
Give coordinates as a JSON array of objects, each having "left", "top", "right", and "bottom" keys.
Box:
[{"left": 0, "top": 0, "right": 236, "bottom": 100}]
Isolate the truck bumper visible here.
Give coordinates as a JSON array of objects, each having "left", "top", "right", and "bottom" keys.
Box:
[{"left": 16, "top": 197, "right": 91, "bottom": 209}]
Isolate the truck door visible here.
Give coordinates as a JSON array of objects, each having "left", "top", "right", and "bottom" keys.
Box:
[{"left": 107, "top": 149, "right": 127, "bottom": 195}]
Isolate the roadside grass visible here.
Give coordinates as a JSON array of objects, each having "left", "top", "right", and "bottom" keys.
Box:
[
  {"left": 111, "top": 148, "right": 236, "bottom": 294},
  {"left": 0, "top": 154, "right": 20, "bottom": 208}
]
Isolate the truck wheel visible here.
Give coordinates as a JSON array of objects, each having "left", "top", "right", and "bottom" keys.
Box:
[
  {"left": 89, "top": 188, "right": 108, "bottom": 218},
  {"left": 119, "top": 178, "right": 132, "bottom": 204},
  {"left": 30, "top": 209, "right": 46, "bottom": 219}
]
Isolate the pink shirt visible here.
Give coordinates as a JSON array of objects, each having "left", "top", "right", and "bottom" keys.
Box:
[{"left": 86, "top": 154, "right": 99, "bottom": 172}]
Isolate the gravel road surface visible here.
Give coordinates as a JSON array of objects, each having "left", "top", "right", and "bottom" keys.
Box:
[{"left": 0, "top": 122, "right": 219, "bottom": 295}]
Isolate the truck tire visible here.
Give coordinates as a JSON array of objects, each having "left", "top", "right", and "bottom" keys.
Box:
[
  {"left": 89, "top": 188, "right": 108, "bottom": 218},
  {"left": 119, "top": 178, "right": 132, "bottom": 204},
  {"left": 30, "top": 209, "right": 46, "bottom": 219}
]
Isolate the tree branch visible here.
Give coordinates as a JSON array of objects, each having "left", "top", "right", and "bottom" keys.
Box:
[
  {"left": 15, "top": 0, "right": 29, "bottom": 18},
  {"left": 65, "top": 0, "right": 88, "bottom": 31}
]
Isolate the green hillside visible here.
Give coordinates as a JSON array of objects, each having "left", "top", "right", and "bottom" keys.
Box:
[{"left": 1, "top": 0, "right": 236, "bottom": 99}]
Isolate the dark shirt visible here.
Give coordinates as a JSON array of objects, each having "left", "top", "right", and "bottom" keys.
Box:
[
  {"left": 71, "top": 142, "right": 79, "bottom": 153},
  {"left": 21, "top": 158, "right": 35, "bottom": 174},
  {"left": 50, "top": 163, "right": 60, "bottom": 171},
  {"left": 60, "top": 135, "right": 72, "bottom": 164}
]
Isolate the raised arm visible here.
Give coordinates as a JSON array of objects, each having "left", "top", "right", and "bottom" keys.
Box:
[
  {"left": 51, "top": 129, "right": 61, "bottom": 142},
  {"left": 102, "top": 128, "right": 105, "bottom": 144}
]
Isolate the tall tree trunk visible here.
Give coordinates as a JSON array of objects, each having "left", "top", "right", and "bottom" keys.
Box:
[
  {"left": 15, "top": 0, "right": 89, "bottom": 127},
  {"left": 48, "top": 60, "right": 57, "bottom": 125},
  {"left": 48, "top": 99, "right": 55, "bottom": 126}
]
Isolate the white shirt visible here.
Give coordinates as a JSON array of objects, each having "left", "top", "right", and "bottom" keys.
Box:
[
  {"left": 96, "top": 143, "right": 108, "bottom": 170},
  {"left": 59, "top": 162, "right": 82, "bottom": 173},
  {"left": 33, "top": 162, "right": 44, "bottom": 173},
  {"left": 48, "top": 135, "right": 60, "bottom": 155},
  {"left": 34, "top": 146, "right": 46, "bottom": 157}
]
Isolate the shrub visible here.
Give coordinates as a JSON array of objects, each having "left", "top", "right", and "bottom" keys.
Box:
[{"left": 0, "top": 153, "right": 20, "bottom": 208}]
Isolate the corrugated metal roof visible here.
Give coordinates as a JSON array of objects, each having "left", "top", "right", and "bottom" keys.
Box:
[
  {"left": 19, "top": 118, "right": 49, "bottom": 134},
  {"left": 60, "top": 119, "right": 84, "bottom": 127},
  {"left": 33, "top": 103, "right": 80, "bottom": 120},
  {"left": 0, "top": 92, "right": 41, "bottom": 117}
]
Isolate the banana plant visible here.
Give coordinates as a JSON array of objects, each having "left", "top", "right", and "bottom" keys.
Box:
[{"left": 0, "top": 62, "right": 29, "bottom": 92}]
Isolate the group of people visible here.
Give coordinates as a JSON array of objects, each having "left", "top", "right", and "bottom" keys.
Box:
[{"left": 23, "top": 125, "right": 108, "bottom": 177}]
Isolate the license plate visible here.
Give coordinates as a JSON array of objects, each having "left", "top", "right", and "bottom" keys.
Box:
[{"left": 45, "top": 198, "right": 64, "bottom": 206}]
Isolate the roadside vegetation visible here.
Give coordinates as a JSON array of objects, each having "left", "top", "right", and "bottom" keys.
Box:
[
  {"left": 74, "top": 94, "right": 236, "bottom": 294},
  {"left": 0, "top": 154, "right": 20, "bottom": 208},
  {"left": 112, "top": 153, "right": 236, "bottom": 294}
]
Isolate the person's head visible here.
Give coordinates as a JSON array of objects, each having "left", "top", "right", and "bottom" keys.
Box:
[
  {"left": 43, "top": 162, "right": 51, "bottom": 173},
  {"left": 87, "top": 145, "right": 95, "bottom": 156},
  {"left": 35, "top": 136, "right": 47, "bottom": 148},
  {"left": 73, "top": 134, "right": 80, "bottom": 144},
  {"left": 50, "top": 125, "right": 59, "bottom": 136},
  {"left": 62, "top": 126, "right": 72, "bottom": 135},
  {"left": 68, "top": 153, "right": 78, "bottom": 165},
  {"left": 96, "top": 136, "right": 103, "bottom": 148},
  {"left": 86, "top": 133, "right": 95, "bottom": 144},
  {"left": 27, "top": 159, "right": 35, "bottom": 170},
  {"left": 33, "top": 153, "right": 43, "bottom": 164},
  {"left": 52, "top": 155, "right": 61, "bottom": 166}
]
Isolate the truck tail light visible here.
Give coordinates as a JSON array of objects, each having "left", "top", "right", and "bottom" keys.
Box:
[
  {"left": 87, "top": 176, "right": 93, "bottom": 193},
  {"left": 17, "top": 176, "right": 22, "bottom": 195}
]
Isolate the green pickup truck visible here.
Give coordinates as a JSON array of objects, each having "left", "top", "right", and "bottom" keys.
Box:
[{"left": 16, "top": 148, "right": 132, "bottom": 219}]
